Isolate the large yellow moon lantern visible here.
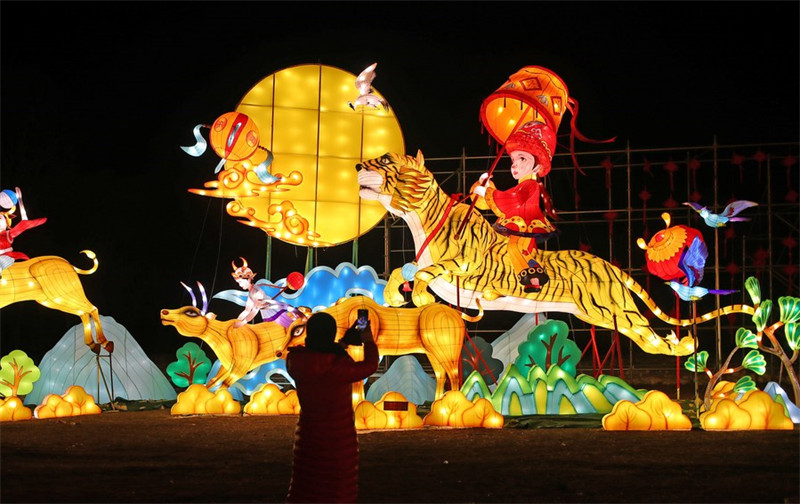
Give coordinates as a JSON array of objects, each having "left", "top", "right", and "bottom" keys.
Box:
[{"left": 226, "top": 64, "right": 405, "bottom": 247}]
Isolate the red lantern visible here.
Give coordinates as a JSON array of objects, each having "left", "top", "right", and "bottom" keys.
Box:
[
  {"left": 479, "top": 66, "right": 570, "bottom": 144},
  {"left": 286, "top": 271, "right": 305, "bottom": 291},
  {"left": 638, "top": 214, "right": 707, "bottom": 284},
  {"left": 209, "top": 112, "right": 261, "bottom": 162}
]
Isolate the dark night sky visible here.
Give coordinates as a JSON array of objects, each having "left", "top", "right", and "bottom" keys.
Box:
[{"left": 1, "top": 1, "right": 798, "bottom": 364}]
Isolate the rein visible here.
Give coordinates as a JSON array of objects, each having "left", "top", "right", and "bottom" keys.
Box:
[{"left": 415, "top": 193, "right": 464, "bottom": 263}]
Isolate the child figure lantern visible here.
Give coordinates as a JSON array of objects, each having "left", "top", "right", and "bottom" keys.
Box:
[
  {"left": 467, "top": 66, "right": 615, "bottom": 291},
  {"left": 471, "top": 121, "right": 557, "bottom": 292}
]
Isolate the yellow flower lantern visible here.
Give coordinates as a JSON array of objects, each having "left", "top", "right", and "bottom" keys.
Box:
[{"left": 227, "top": 63, "right": 405, "bottom": 247}]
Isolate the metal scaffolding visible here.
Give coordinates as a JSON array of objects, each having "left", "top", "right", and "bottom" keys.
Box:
[{"left": 375, "top": 139, "right": 799, "bottom": 382}]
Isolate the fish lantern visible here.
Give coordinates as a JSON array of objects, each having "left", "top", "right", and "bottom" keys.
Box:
[
  {"left": 478, "top": 65, "right": 615, "bottom": 170},
  {"left": 637, "top": 212, "right": 708, "bottom": 287}
]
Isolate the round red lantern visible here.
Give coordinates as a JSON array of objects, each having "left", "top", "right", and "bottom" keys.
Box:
[
  {"left": 286, "top": 271, "right": 305, "bottom": 291},
  {"left": 209, "top": 112, "right": 261, "bottom": 162},
  {"left": 638, "top": 215, "right": 707, "bottom": 285}
]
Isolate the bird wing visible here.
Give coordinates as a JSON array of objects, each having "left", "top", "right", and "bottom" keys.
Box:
[
  {"left": 679, "top": 236, "right": 709, "bottom": 286},
  {"left": 721, "top": 200, "right": 758, "bottom": 217},
  {"left": 355, "top": 62, "right": 378, "bottom": 95}
]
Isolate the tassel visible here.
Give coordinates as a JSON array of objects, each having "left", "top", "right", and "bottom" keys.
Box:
[{"left": 566, "top": 97, "right": 617, "bottom": 176}]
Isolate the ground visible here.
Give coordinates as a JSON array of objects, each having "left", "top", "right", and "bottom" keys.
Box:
[{"left": 1, "top": 405, "right": 798, "bottom": 503}]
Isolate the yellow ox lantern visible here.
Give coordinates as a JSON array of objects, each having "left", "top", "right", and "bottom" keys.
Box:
[
  {"left": 224, "top": 64, "right": 405, "bottom": 247},
  {"left": 0, "top": 252, "right": 112, "bottom": 354}
]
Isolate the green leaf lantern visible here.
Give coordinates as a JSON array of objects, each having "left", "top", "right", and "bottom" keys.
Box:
[
  {"left": 752, "top": 299, "right": 772, "bottom": 332},
  {"left": 744, "top": 276, "right": 761, "bottom": 305},
  {"left": 741, "top": 350, "right": 767, "bottom": 375},
  {"left": 734, "top": 328, "right": 759, "bottom": 349},
  {"left": 0, "top": 350, "right": 41, "bottom": 397},
  {"left": 785, "top": 322, "right": 800, "bottom": 352},
  {"left": 684, "top": 351, "right": 709, "bottom": 373},
  {"left": 167, "top": 342, "right": 212, "bottom": 388},
  {"left": 733, "top": 376, "right": 757, "bottom": 394},
  {"left": 778, "top": 296, "right": 800, "bottom": 324},
  {"left": 513, "top": 319, "right": 581, "bottom": 377}
]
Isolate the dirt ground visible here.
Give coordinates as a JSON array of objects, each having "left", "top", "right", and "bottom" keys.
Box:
[{"left": 1, "top": 406, "right": 798, "bottom": 504}]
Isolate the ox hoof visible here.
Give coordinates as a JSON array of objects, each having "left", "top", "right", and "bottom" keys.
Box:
[
  {"left": 104, "top": 341, "right": 115, "bottom": 354},
  {"left": 89, "top": 342, "right": 102, "bottom": 354}
]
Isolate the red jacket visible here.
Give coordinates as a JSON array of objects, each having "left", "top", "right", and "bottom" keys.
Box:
[
  {"left": 286, "top": 340, "right": 379, "bottom": 503},
  {"left": 0, "top": 218, "right": 47, "bottom": 260},
  {"left": 484, "top": 177, "right": 554, "bottom": 235}
]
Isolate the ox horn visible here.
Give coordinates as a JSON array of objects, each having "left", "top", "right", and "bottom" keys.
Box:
[{"left": 180, "top": 281, "right": 209, "bottom": 315}]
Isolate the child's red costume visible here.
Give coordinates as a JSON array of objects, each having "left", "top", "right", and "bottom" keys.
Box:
[{"left": 0, "top": 217, "right": 47, "bottom": 261}]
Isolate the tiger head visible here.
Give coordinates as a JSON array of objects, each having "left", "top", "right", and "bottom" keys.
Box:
[{"left": 356, "top": 150, "right": 434, "bottom": 216}]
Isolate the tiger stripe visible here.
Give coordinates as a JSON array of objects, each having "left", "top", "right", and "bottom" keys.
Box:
[{"left": 358, "top": 152, "right": 754, "bottom": 357}]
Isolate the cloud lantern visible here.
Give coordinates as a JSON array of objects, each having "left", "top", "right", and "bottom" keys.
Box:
[{"left": 226, "top": 63, "right": 405, "bottom": 247}]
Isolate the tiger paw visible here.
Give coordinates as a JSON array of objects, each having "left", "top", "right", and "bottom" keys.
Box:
[
  {"left": 411, "top": 286, "right": 436, "bottom": 307},
  {"left": 482, "top": 289, "right": 503, "bottom": 301},
  {"left": 383, "top": 285, "right": 407, "bottom": 307}
]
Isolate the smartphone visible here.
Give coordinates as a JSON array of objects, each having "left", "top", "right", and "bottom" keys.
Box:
[{"left": 356, "top": 309, "right": 369, "bottom": 330}]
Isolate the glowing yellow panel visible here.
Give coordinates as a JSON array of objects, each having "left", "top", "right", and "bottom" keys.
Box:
[{"left": 232, "top": 63, "right": 404, "bottom": 246}]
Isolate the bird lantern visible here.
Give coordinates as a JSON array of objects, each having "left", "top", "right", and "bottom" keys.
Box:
[{"left": 182, "top": 111, "right": 275, "bottom": 178}]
